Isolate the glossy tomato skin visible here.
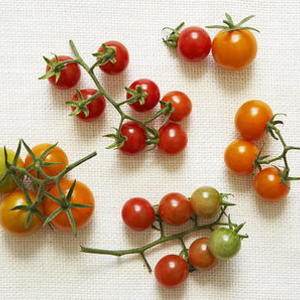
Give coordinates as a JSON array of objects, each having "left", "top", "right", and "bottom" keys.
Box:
[
  {"left": 161, "top": 91, "right": 192, "bottom": 122},
  {"left": 0, "top": 191, "right": 42, "bottom": 236},
  {"left": 47, "top": 55, "right": 80, "bottom": 89},
  {"left": 189, "top": 237, "right": 217, "bottom": 270},
  {"left": 224, "top": 139, "right": 259, "bottom": 175},
  {"left": 159, "top": 193, "right": 191, "bottom": 226},
  {"left": 158, "top": 123, "right": 188, "bottom": 155},
  {"left": 122, "top": 198, "right": 155, "bottom": 231},
  {"left": 43, "top": 180, "right": 94, "bottom": 231},
  {"left": 254, "top": 167, "right": 289, "bottom": 202},
  {"left": 127, "top": 79, "right": 160, "bottom": 112},
  {"left": 212, "top": 30, "right": 257, "bottom": 70},
  {"left": 177, "top": 27, "right": 211, "bottom": 61},
  {"left": 98, "top": 41, "right": 129, "bottom": 75},
  {"left": 0, "top": 148, "right": 24, "bottom": 194},
  {"left": 235, "top": 100, "right": 273, "bottom": 141},
  {"left": 155, "top": 254, "right": 189, "bottom": 288},
  {"left": 119, "top": 122, "right": 147, "bottom": 155},
  {"left": 72, "top": 89, "right": 106, "bottom": 121}
]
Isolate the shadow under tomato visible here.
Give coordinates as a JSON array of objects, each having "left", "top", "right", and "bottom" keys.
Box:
[
  {"left": 225, "top": 169, "right": 254, "bottom": 193},
  {"left": 122, "top": 224, "right": 156, "bottom": 248},
  {"left": 154, "top": 150, "right": 186, "bottom": 171},
  {"left": 178, "top": 56, "right": 211, "bottom": 80}
]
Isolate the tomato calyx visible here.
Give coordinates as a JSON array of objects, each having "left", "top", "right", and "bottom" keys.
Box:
[
  {"left": 162, "top": 22, "right": 185, "bottom": 48},
  {"left": 93, "top": 43, "right": 116, "bottom": 66},
  {"left": 104, "top": 128, "right": 127, "bottom": 150},
  {"left": 125, "top": 86, "right": 148, "bottom": 106}
]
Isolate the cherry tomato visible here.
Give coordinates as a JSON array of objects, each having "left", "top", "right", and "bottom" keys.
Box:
[
  {"left": 119, "top": 122, "right": 147, "bottom": 155},
  {"left": 159, "top": 193, "right": 191, "bottom": 226},
  {"left": 0, "top": 148, "right": 24, "bottom": 194},
  {"left": 177, "top": 27, "right": 211, "bottom": 61},
  {"left": 24, "top": 143, "right": 69, "bottom": 178},
  {"left": 158, "top": 123, "right": 188, "bottom": 155},
  {"left": 190, "top": 186, "right": 220, "bottom": 218},
  {"left": 98, "top": 41, "right": 129, "bottom": 75},
  {"left": 154, "top": 254, "right": 189, "bottom": 288},
  {"left": 235, "top": 100, "right": 273, "bottom": 141},
  {"left": 43, "top": 180, "right": 94, "bottom": 231},
  {"left": 212, "top": 30, "right": 257, "bottom": 70},
  {"left": 161, "top": 91, "right": 192, "bottom": 122},
  {"left": 0, "top": 191, "right": 42, "bottom": 236},
  {"left": 71, "top": 89, "right": 106, "bottom": 122},
  {"left": 254, "top": 167, "right": 289, "bottom": 202},
  {"left": 46, "top": 55, "right": 81, "bottom": 89},
  {"left": 189, "top": 237, "right": 217, "bottom": 270},
  {"left": 121, "top": 198, "right": 155, "bottom": 231},
  {"left": 209, "top": 228, "right": 241, "bottom": 259},
  {"left": 224, "top": 139, "right": 259, "bottom": 175},
  {"left": 127, "top": 79, "right": 160, "bottom": 112}
]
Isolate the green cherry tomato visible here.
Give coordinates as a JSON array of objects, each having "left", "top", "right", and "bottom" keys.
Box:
[
  {"left": 208, "top": 227, "right": 241, "bottom": 259},
  {"left": 190, "top": 186, "right": 220, "bottom": 218}
]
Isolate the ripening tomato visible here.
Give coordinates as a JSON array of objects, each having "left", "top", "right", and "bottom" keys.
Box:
[
  {"left": 0, "top": 191, "right": 43, "bottom": 236},
  {"left": 161, "top": 91, "right": 192, "bottom": 122},
  {"left": 235, "top": 100, "right": 273, "bottom": 141},
  {"left": 224, "top": 140, "right": 259, "bottom": 175},
  {"left": 155, "top": 255, "right": 189, "bottom": 288},
  {"left": 254, "top": 167, "right": 289, "bottom": 202},
  {"left": 121, "top": 198, "right": 155, "bottom": 231}
]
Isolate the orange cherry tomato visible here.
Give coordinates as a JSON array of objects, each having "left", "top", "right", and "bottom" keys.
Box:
[
  {"left": 235, "top": 100, "right": 273, "bottom": 141},
  {"left": 254, "top": 167, "right": 289, "bottom": 202},
  {"left": 224, "top": 139, "right": 259, "bottom": 175}
]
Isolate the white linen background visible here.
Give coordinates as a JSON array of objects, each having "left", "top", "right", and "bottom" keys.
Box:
[{"left": 0, "top": 0, "right": 299, "bottom": 299}]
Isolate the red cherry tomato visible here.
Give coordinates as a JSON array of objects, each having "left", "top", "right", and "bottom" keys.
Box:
[
  {"left": 98, "top": 41, "right": 129, "bottom": 75},
  {"left": 71, "top": 89, "right": 106, "bottom": 122},
  {"left": 159, "top": 193, "right": 191, "bottom": 225},
  {"left": 127, "top": 79, "right": 160, "bottom": 112},
  {"left": 155, "top": 254, "right": 189, "bottom": 288},
  {"left": 161, "top": 91, "right": 192, "bottom": 122},
  {"left": 119, "top": 122, "right": 147, "bottom": 155},
  {"left": 46, "top": 55, "right": 80, "bottom": 89},
  {"left": 177, "top": 27, "right": 211, "bottom": 61},
  {"left": 121, "top": 198, "right": 155, "bottom": 231},
  {"left": 158, "top": 123, "right": 188, "bottom": 155}
]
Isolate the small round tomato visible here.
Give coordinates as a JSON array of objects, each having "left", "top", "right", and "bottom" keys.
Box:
[
  {"left": 177, "top": 27, "right": 211, "bottom": 61},
  {"left": 254, "top": 167, "right": 289, "bottom": 202},
  {"left": 43, "top": 180, "right": 94, "bottom": 231},
  {"left": 0, "top": 191, "right": 42, "bottom": 236},
  {"left": 97, "top": 41, "right": 129, "bottom": 75},
  {"left": 158, "top": 123, "right": 188, "bottom": 155},
  {"left": 46, "top": 55, "right": 81, "bottom": 89},
  {"left": 119, "top": 122, "right": 147, "bottom": 155},
  {"left": 0, "top": 148, "right": 24, "bottom": 194},
  {"left": 154, "top": 254, "right": 189, "bottom": 288},
  {"left": 71, "top": 89, "right": 106, "bottom": 122},
  {"left": 189, "top": 237, "right": 217, "bottom": 270},
  {"left": 190, "top": 186, "right": 220, "bottom": 218},
  {"left": 224, "top": 139, "right": 259, "bottom": 175},
  {"left": 235, "top": 100, "right": 273, "bottom": 140},
  {"left": 24, "top": 143, "right": 69, "bottom": 178},
  {"left": 127, "top": 79, "right": 160, "bottom": 112},
  {"left": 209, "top": 228, "right": 241, "bottom": 259},
  {"left": 159, "top": 193, "right": 191, "bottom": 226},
  {"left": 161, "top": 91, "right": 192, "bottom": 122},
  {"left": 122, "top": 198, "right": 155, "bottom": 231}
]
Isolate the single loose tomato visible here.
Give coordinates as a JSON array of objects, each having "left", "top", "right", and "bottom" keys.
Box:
[
  {"left": 161, "top": 91, "right": 192, "bottom": 122},
  {"left": 127, "top": 79, "right": 160, "bottom": 112},
  {"left": 119, "top": 122, "right": 147, "bottom": 155},
  {"left": 158, "top": 123, "right": 187, "bottom": 155},
  {"left": 155, "top": 254, "right": 189, "bottom": 288},
  {"left": 254, "top": 167, "right": 289, "bottom": 202},
  {"left": 0, "top": 191, "right": 42, "bottom": 236},
  {"left": 121, "top": 198, "right": 155, "bottom": 231},
  {"left": 159, "top": 193, "right": 191, "bottom": 226},
  {"left": 189, "top": 237, "right": 217, "bottom": 270},
  {"left": 43, "top": 179, "right": 94, "bottom": 231},
  {"left": 224, "top": 140, "right": 259, "bottom": 175},
  {"left": 235, "top": 100, "right": 273, "bottom": 141}
]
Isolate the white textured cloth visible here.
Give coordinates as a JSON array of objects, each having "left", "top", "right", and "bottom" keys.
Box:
[{"left": 0, "top": 0, "right": 300, "bottom": 299}]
